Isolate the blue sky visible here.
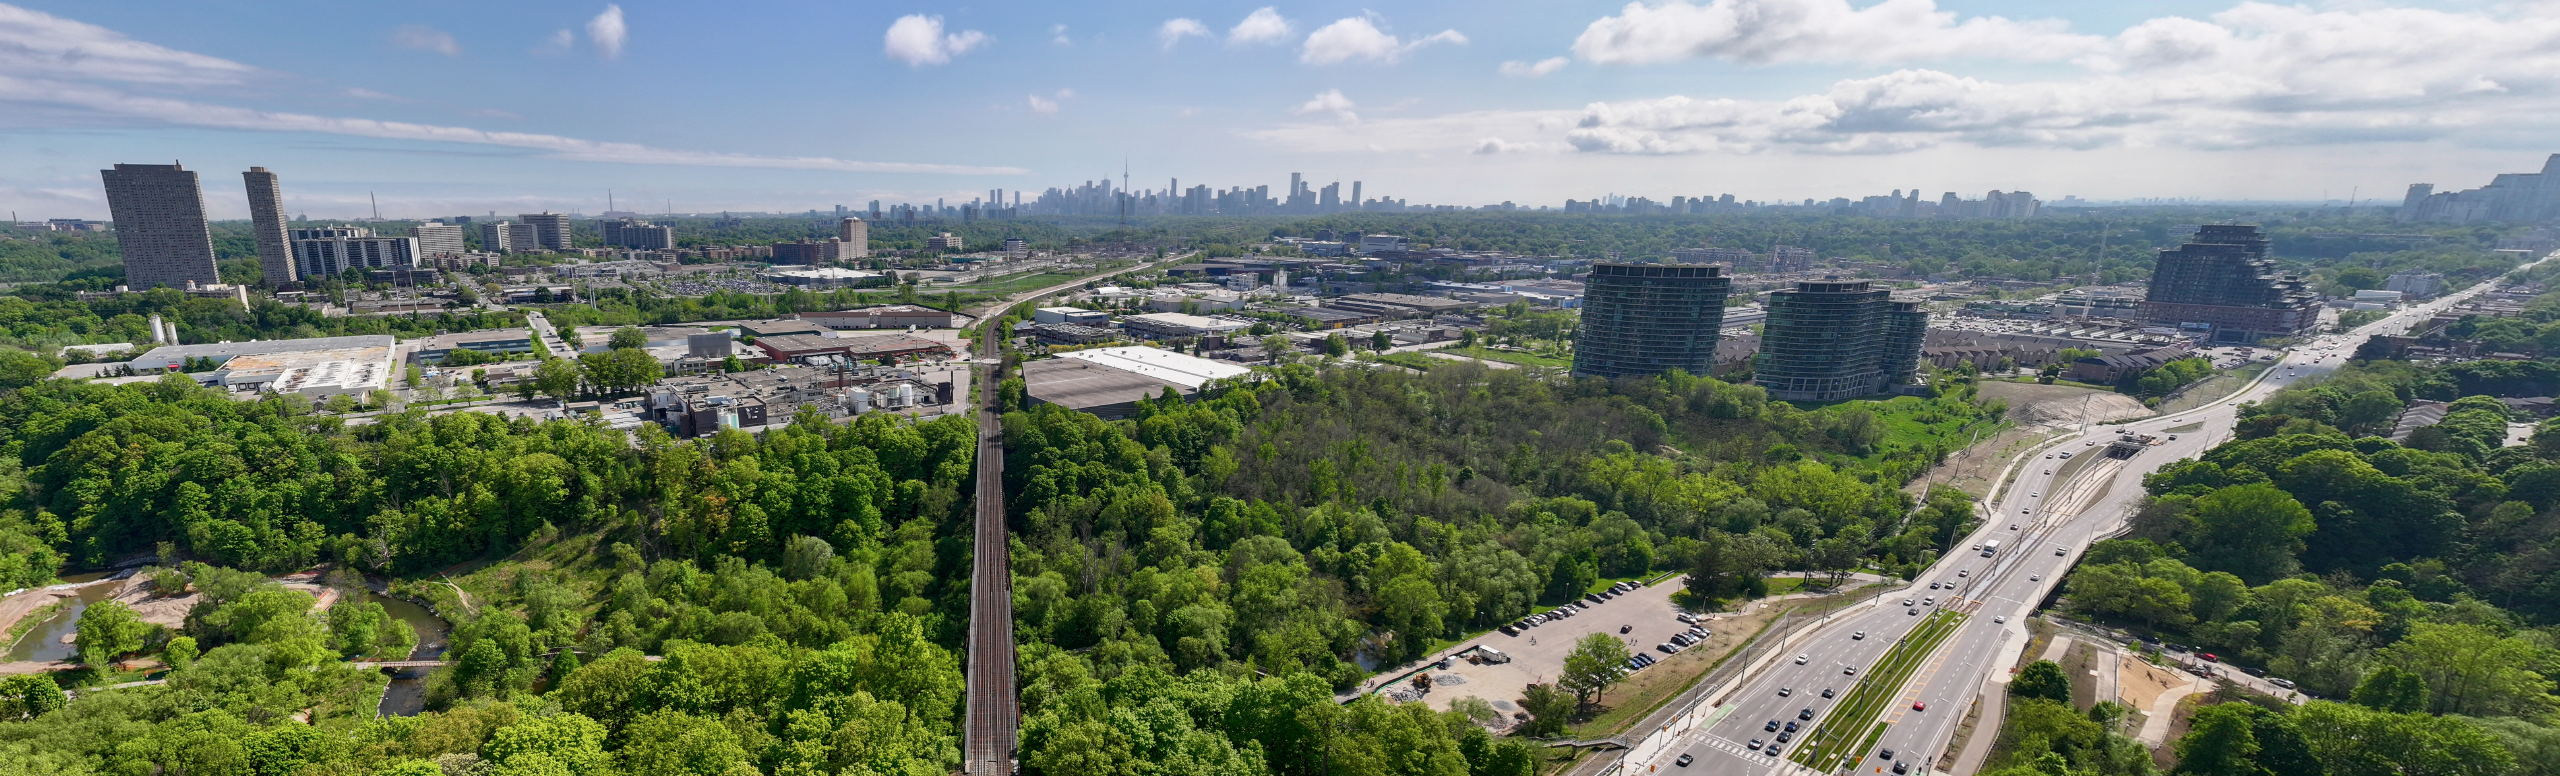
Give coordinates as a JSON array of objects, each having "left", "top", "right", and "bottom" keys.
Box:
[{"left": 4, "top": 0, "right": 2558, "bottom": 220}]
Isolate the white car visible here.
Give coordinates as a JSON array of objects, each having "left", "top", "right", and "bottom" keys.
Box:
[{"left": 1795, "top": 654, "right": 1810, "bottom": 665}]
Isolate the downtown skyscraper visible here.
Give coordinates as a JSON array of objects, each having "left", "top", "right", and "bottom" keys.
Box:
[{"left": 101, "top": 163, "right": 222, "bottom": 290}]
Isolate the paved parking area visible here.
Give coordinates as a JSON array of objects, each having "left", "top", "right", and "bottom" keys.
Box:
[{"left": 1393, "top": 580, "right": 1717, "bottom": 713}]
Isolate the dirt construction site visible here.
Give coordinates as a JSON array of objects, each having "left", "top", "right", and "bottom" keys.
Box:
[{"left": 1920, "top": 382, "right": 2152, "bottom": 498}]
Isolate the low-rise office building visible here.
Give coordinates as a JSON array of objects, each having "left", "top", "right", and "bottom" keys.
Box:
[
  {"left": 1033, "top": 306, "right": 1112, "bottom": 326},
  {"left": 754, "top": 333, "right": 953, "bottom": 364},
  {"left": 762, "top": 267, "right": 885, "bottom": 289},
  {"left": 1122, "top": 312, "right": 1252, "bottom": 340},
  {"left": 408, "top": 329, "right": 537, "bottom": 364},
  {"left": 1325, "top": 292, "right": 1474, "bottom": 318},
  {"left": 798, "top": 305, "right": 957, "bottom": 329},
  {"left": 1028, "top": 322, "right": 1116, "bottom": 346}
]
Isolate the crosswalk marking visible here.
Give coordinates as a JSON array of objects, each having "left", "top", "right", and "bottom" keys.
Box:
[{"left": 1698, "top": 735, "right": 1778, "bottom": 766}]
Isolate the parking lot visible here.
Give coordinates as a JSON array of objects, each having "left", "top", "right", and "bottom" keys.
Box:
[{"left": 1393, "top": 579, "right": 1715, "bottom": 716}]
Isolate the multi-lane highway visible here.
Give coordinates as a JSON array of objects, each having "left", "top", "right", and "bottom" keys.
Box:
[{"left": 1642, "top": 262, "right": 2540, "bottom": 776}]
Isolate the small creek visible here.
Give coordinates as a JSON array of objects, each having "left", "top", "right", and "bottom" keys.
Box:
[
  {"left": 3, "top": 572, "right": 119, "bottom": 663},
  {"left": 366, "top": 587, "right": 451, "bottom": 717}
]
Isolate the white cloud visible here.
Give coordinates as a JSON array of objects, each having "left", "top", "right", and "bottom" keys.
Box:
[
  {"left": 0, "top": 5, "right": 1023, "bottom": 177},
  {"left": 1052, "top": 23, "right": 1071, "bottom": 45},
  {"left": 1501, "top": 57, "right": 1569, "bottom": 77},
  {"left": 1027, "top": 89, "right": 1073, "bottom": 114},
  {"left": 536, "top": 29, "right": 575, "bottom": 55},
  {"left": 391, "top": 25, "right": 460, "bottom": 56},
  {"left": 585, "top": 5, "right": 627, "bottom": 59},
  {"left": 883, "top": 15, "right": 986, "bottom": 66},
  {"left": 1571, "top": 0, "right": 2092, "bottom": 66},
  {"left": 1301, "top": 17, "right": 1466, "bottom": 65},
  {"left": 1292, "top": 89, "right": 1359, "bottom": 122},
  {"left": 0, "top": 72, "right": 1026, "bottom": 174},
  {"left": 0, "top": 2, "right": 254, "bottom": 86},
  {"left": 1229, "top": 8, "right": 1293, "bottom": 45},
  {"left": 1159, "top": 18, "right": 1210, "bottom": 50},
  {"left": 1481, "top": 1, "right": 2560, "bottom": 156}
]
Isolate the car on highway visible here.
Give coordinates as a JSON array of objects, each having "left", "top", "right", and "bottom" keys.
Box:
[
  {"left": 1778, "top": 687, "right": 1792, "bottom": 697},
  {"left": 1776, "top": 731, "right": 1793, "bottom": 743},
  {"left": 1894, "top": 761, "right": 1910, "bottom": 774},
  {"left": 1922, "top": 597, "right": 1935, "bottom": 606},
  {"left": 1785, "top": 721, "right": 1800, "bottom": 733},
  {"left": 1822, "top": 687, "right": 1835, "bottom": 698},
  {"left": 2059, "top": 451, "right": 2072, "bottom": 459},
  {"left": 1766, "top": 744, "right": 1783, "bottom": 755},
  {"left": 1795, "top": 654, "right": 1809, "bottom": 664},
  {"left": 1995, "top": 616, "right": 2008, "bottom": 623},
  {"left": 1765, "top": 720, "right": 1780, "bottom": 732},
  {"left": 2057, "top": 548, "right": 2067, "bottom": 556},
  {"left": 1844, "top": 666, "right": 1859, "bottom": 676},
  {"left": 1620, "top": 624, "right": 1632, "bottom": 634},
  {"left": 1908, "top": 607, "right": 1919, "bottom": 615},
  {"left": 1928, "top": 582, "right": 1940, "bottom": 590},
  {"left": 1878, "top": 749, "right": 1896, "bottom": 760},
  {"left": 1750, "top": 738, "right": 1765, "bottom": 748},
  {"left": 1676, "top": 754, "right": 1693, "bottom": 767},
  {"left": 2043, "top": 470, "right": 2050, "bottom": 474},
  {"left": 1903, "top": 598, "right": 1915, "bottom": 605},
  {"left": 1798, "top": 708, "right": 1815, "bottom": 720},
  {"left": 2030, "top": 575, "right": 2040, "bottom": 581},
  {"left": 1913, "top": 701, "right": 1928, "bottom": 711},
  {"left": 1958, "top": 569, "right": 1968, "bottom": 576},
  {"left": 1853, "top": 631, "right": 1866, "bottom": 640}
]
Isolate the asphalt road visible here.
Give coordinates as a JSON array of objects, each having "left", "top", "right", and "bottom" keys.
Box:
[{"left": 1645, "top": 260, "right": 2543, "bottom": 776}]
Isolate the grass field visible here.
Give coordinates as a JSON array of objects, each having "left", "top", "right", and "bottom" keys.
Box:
[
  {"left": 1789, "top": 608, "right": 1970, "bottom": 771},
  {"left": 1450, "top": 346, "right": 1571, "bottom": 369},
  {"left": 1365, "top": 351, "right": 1444, "bottom": 371}
]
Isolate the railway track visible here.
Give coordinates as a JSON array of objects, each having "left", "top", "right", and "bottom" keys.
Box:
[{"left": 962, "top": 335, "right": 1019, "bottom": 775}]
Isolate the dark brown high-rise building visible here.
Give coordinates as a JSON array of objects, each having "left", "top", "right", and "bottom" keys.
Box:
[
  {"left": 2139, "top": 225, "right": 2319, "bottom": 344},
  {"left": 1755, "top": 278, "right": 1929, "bottom": 401},
  {"left": 1571, "top": 262, "right": 1731, "bottom": 380},
  {"left": 242, "top": 167, "right": 295, "bottom": 286},
  {"left": 102, "top": 163, "right": 221, "bottom": 289}
]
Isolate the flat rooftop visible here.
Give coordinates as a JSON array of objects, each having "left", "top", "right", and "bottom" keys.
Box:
[
  {"left": 125, "top": 335, "right": 396, "bottom": 371},
  {"left": 1023, "top": 358, "right": 1185, "bottom": 412},
  {"left": 1055, "top": 346, "right": 1250, "bottom": 389}
]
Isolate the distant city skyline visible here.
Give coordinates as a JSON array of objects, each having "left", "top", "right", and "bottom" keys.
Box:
[{"left": 8, "top": 1, "right": 2560, "bottom": 218}]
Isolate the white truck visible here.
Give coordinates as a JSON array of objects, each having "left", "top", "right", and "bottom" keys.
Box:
[{"left": 1980, "top": 539, "right": 2000, "bottom": 558}]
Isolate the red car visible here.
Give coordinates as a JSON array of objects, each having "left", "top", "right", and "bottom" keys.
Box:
[
  {"left": 1912, "top": 702, "right": 1928, "bottom": 712},
  {"left": 2199, "top": 653, "right": 2219, "bottom": 662}
]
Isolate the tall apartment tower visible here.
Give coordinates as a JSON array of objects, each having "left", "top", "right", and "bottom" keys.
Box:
[
  {"left": 2139, "top": 224, "right": 2319, "bottom": 343},
  {"left": 837, "top": 217, "right": 869, "bottom": 259},
  {"left": 1571, "top": 262, "right": 1732, "bottom": 380},
  {"left": 412, "top": 221, "right": 466, "bottom": 258},
  {"left": 1755, "top": 278, "right": 1928, "bottom": 401},
  {"left": 101, "top": 163, "right": 221, "bottom": 289},
  {"left": 241, "top": 167, "right": 295, "bottom": 286},
  {"left": 518, "top": 212, "right": 571, "bottom": 251}
]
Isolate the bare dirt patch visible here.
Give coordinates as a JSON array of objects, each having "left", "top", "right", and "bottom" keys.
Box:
[
  {"left": 1977, "top": 382, "right": 2152, "bottom": 427},
  {"left": 1915, "top": 383, "right": 2152, "bottom": 499},
  {"left": 2116, "top": 656, "right": 2187, "bottom": 718}
]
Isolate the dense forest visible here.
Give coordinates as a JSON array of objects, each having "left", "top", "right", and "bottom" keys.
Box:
[
  {"left": 2016, "top": 357, "right": 2560, "bottom": 776},
  {"left": 0, "top": 341, "right": 2002, "bottom": 776}
]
